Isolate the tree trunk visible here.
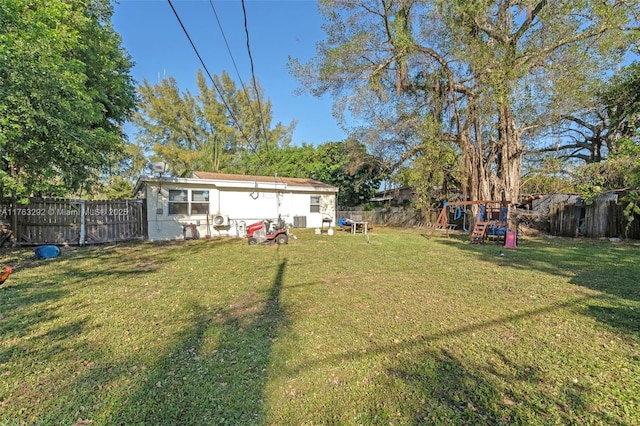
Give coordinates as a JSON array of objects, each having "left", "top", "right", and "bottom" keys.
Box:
[
  {"left": 457, "top": 106, "right": 521, "bottom": 205},
  {"left": 496, "top": 104, "right": 522, "bottom": 204},
  {"left": 459, "top": 125, "right": 492, "bottom": 202}
]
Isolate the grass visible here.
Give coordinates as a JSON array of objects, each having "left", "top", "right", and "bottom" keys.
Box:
[{"left": 1, "top": 227, "right": 639, "bottom": 425}]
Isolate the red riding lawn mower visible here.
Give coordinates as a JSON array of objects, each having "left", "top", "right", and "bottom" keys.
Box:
[{"left": 246, "top": 216, "right": 289, "bottom": 245}]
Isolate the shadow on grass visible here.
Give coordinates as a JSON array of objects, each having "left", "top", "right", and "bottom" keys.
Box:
[
  {"left": 433, "top": 235, "right": 640, "bottom": 336},
  {"left": 107, "top": 258, "right": 288, "bottom": 425},
  {"left": 390, "top": 347, "right": 598, "bottom": 425},
  {"left": 0, "top": 280, "right": 70, "bottom": 362},
  {"left": 581, "top": 294, "right": 640, "bottom": 339},
  {"left": 0, "top": 238, "right": 245, "bottom": 292},
  {"left": 0, "top": 238, "right": 243, "bottom": 273},
  {"left": 292, "top": 295, "right": 596, "bottom": 375},
  {"left": 289, "top": 295, "right": 618, "bottom": 424}
]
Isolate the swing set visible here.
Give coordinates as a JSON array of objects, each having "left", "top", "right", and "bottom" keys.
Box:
[
  {"left": 454, "top": 204, "right": 469, "bottom": 232},
  {"left": 430, "top": 200, "right": 510, "bottom": 244}
]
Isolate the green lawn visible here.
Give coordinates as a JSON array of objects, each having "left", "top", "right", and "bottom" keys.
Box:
[{"left": 1, "top": 227, "right": 639, "bottom": 425}]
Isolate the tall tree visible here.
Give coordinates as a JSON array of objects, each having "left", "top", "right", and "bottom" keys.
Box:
[
  {"left": 0, "top": 0, "right": 137, "bottom": 199},
  {"left": 291, "top": 0, "right": 639, "bottom": 204},
  {"left": 133, "top": 70, "right": 294, "bottom": 176},
  {"left": 225, "top": 140, "right": 383, "bottom": 206},
  {"left": 531, "top": 61, "right": 640, "bottom": 165},
  {"left": 312, "top": 140, "right": 384, "bottom": 206},
  {"left": 234, "top": 143, "right": 318, "bottom": 178},
  {"left": 573, "top": 62, "right": 640, "bottom": 223},
  {"left": 601, "top": 61, "right": 640, "bottom": 147}
]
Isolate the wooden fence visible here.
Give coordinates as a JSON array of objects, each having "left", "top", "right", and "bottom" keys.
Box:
[
  {"left": 337, "top": 207, "right": 439, "bottom": 227},
  {"left": 341, "top": 201, "right": 640, "bottom": 240},
  {"left": 1, "top": 198, "right": 146, "bottom": 246},
  {"left": 549, "top": 199, "right": 640, "bottom": 239}
]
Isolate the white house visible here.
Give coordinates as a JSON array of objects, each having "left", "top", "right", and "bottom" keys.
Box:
[{"left": 133, "top": 171, "right": 338, "bottom": 241}]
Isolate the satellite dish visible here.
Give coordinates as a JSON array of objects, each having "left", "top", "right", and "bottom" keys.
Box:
[
  {"left": 150, "top": 162, "right": 168, "bottom": 195},
  {"left": 150, "top": 162, "right": 167, "bottom": 175}
]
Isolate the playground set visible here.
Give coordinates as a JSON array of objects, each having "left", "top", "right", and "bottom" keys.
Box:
[{"left": 430, "top": 200, "right": 516, "bottom": 246}]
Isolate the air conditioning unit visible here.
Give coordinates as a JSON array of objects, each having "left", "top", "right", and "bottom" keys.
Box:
[
  {"left": 293, "top": 216, "right": 307, "bottom": 228},
  {"left": 212, "top": 214, "right": 229, "bottom": 227}
]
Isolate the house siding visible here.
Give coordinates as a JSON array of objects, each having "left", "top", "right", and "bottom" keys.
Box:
[{"left": 138, "top": 177, "right": 337, "bottom": 241}]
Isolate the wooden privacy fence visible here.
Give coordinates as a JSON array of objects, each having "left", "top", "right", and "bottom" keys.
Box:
[
  {"left": 1, "top": 198, "right": 146, "bottom": 246},
  {"left": 337, "top": 207, "right": 436, "bottom": 227},
  {"left": 549, "top": 198, "right": 640, "bottom": 239}
]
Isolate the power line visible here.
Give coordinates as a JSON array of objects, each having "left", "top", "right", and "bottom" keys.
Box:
[
  {"left": 167, "top": 0, "right": 255, "bottom": 151},
  {"left": 208, "top": 0, "right": 267, "bottom": 145},
  {"left": 240, "top": 0, "right": 270, "bottom": 151},
  {"left": 167, "top": 0, "right": 271, "bottom": 175}
]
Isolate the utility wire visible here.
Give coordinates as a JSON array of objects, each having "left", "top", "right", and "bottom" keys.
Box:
[
  {"left": 167, "top": 0, "right": 255, "bottom": 151},
  {"left": 240, "top": 0, "right": 270, "bottom": 152},
  {"left": 208, "top": 0, "right": 267, "bottom": 146}
]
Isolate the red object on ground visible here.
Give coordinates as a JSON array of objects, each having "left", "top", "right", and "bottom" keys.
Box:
[
  {"left": 504, "top": 231, "right": 517, "bottom": 249},
  {"left": 246, "top": 218, "right": 288, "bottom": 245},
  {"left": 0, "top": 266, "right": 13, "bottom": 284}
]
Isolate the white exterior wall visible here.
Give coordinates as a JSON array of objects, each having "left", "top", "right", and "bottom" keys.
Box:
[{"left": 142, "top": 181, "right": 336, "bottom": 241}]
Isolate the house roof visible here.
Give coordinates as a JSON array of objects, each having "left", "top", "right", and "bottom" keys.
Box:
[
  {"left": 133, "top": 171, "right": 338, "bottom": 195},
  {"left": 371, "top": 186, "right": 415, "bottom": 202},
  {"left": 190, "top": 171, "right": 335, "bottom": 189}
]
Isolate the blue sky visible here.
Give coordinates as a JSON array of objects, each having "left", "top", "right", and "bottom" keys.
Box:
[{"left": 112, "top": 0, "right": 346, "bottom": 146}]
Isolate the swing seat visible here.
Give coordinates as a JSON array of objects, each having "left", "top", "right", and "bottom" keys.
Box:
[
  {"left": 454, "top": 206, "right": 469, "bottom": 232},
  {"left": 432, "top": 223, "right": 455, "bottom": 231}
]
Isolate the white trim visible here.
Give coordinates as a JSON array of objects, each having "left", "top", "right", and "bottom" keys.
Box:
[{"left": 134, "top": 176, "right": 337, "bottom": 196}]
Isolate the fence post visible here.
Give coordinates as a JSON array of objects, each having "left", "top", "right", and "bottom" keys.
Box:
[
  {"left": 79, "top": 200, "right": 86, "bottom": 246},
  {"left": 11, "top": 192, "right": 19, "bottom": 243}
]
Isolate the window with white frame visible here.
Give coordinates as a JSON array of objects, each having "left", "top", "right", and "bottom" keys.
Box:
[
  {"left": 310, "top": 195, "right": 321, "bottom": 213},
  {"left": 191, "top": 190, "right": 209, "bottom": 215},
  {"left": 168, "top": 189, "right": 209, "bottom": 215},
  {"left": 168, "top": 190, "right": 188, "bottom": 215}
]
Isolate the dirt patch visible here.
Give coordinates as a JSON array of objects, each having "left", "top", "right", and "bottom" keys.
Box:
[{"left": 135, "top": 262, "right": 157, "bottom": 271}]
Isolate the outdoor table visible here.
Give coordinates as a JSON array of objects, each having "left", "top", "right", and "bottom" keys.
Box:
[{"left": 351, "top": 221, "right": 368, "bottom": 234}]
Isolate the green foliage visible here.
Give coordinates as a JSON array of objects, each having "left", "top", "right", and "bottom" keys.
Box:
[
  {"left": 313, "top": 140, "right": 383, "bottom": 206},
  {"left": 528, "top": 59, "right": 640, "bottom": 184},
  {"left": 576, "top": 172, "right": 607, "bottom": 202},
  {"left": 613, "top": 137, "right": 640, "bottom": 158},
  {"left": 133, "top": 70, "right": 294, "bottom": 177},
  {"left": 597, "top": 62, "right": 640, "bottom": 223},
  {"left": 521, "top": 173, "right": 576, "bottom": 196},
  {"left": 615, "top": 146, "right": 640, "bottom": 223},
  {"left": 0, "top": 0, "right": 137, "bottom": 198},
  {"left": 394, "top": 138, "right": 461, "bottom": 209},
  {"left": 101, "top": 176, "right": 135, "bottom": 200},
  {"left": 133, "top": 70, "right": 382, "bottom": 203},
  {"left": 521, "top": 157, "right": 577, "bottom": 195},
  {"left": 603, "top": 62, "right": 640, "bottom": 144},
  {"left": 575, "top": 147, "right": 640, "bottom": 224},
  {"left": 232, "top": 140, "right": 383, "bottom": 207},
  {"left": 294, "top": 0, "right": 639, "bottom": 204},
  {"left": 230, "top": 143, "right": 316, "bottom": 177},
  {"left": 622, "top": 190, "right": 640, "bottom": 223}
]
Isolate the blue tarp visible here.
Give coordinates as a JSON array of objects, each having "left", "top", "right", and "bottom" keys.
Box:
[{"left": 35, "top": 245, "right": 61, "bottom": 259}]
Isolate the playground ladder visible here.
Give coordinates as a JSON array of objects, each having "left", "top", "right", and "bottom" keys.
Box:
[{"left": 471, "top": 221, "right": 489, "bottom": 244}]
